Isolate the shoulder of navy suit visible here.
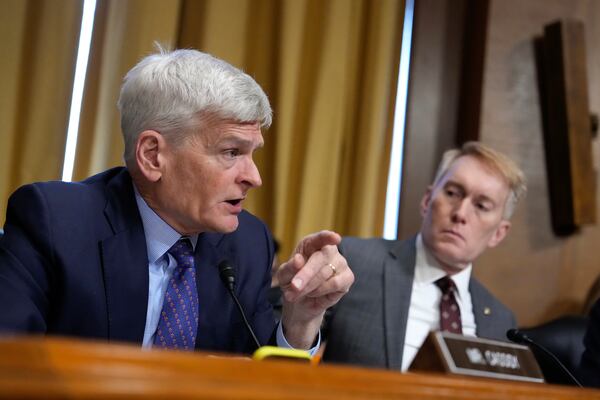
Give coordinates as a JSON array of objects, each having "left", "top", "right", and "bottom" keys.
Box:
[
  {"left": 10, "top": 167, "right": 129, "bottom": 217},
  {"left": 11, "top": 167, "right": 136, "bottom": 235},
  {"left": 0, "top": 167, "right": 131, "bottom": 333},
  {"left": 3, "top": 168, "right": 126, "bottom": 252}
]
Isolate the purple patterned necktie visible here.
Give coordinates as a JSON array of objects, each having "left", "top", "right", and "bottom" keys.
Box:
[
  {"left": 435, "top": 276, "right": 463, "bottom": 334},
  {"left": 154, "top": 238, "right": 199, "bottom": 350}
]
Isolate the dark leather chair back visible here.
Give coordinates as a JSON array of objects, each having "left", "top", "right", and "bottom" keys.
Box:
[{"left": 521, "top": 315, "right": 588, "bottom": 385}]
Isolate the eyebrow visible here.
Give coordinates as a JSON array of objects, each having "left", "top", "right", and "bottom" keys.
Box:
[
  {"left": 443, "top": 181, "right": 465, "bottom": 192},
  {"left": 445, "top": 181, "right": 497, "bottom": 206},
  {"left": 476, "top": 196, "right": 496, "bottom": 206},
  {"left": 219, "top": 135, "right": 264, "bottom": 149}
]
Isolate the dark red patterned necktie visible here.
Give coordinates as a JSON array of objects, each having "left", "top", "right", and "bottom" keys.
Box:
[{"left": 435, "top": 276, "right": 462, "bottom": 334}]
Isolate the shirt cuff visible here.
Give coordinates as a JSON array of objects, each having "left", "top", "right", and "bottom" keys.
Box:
[{"left": 275, "top": 321, "right": 320, "bottom": 356}]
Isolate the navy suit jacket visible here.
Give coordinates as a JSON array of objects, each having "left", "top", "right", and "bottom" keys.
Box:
[{"left": 0, "top": 167, "right": 276, "bottom": 354}]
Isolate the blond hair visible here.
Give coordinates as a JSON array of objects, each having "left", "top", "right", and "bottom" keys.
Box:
[{"left": 432, "top": 142, "right": 527, "bottom": 219}]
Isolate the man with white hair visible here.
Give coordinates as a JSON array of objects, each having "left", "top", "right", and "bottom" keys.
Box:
[
  {"left": 323, "top": 142, "right": 526, "bottom": 370},
  {"left": 0, "top": 49, "right": 353, "bottom": 353}
]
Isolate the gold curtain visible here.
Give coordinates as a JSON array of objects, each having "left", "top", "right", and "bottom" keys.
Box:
[
  {"left": 178, "top": 0, "right": 404, "bottom": 255},
  {"left": 72, "top": 0, "right": 182, "bottom": 180},
  {"left": 0, "top": 0, "right": 83, "bottom": 224},
  {"left": 5, "top": 0, "right": 404, "bottom": 255}
]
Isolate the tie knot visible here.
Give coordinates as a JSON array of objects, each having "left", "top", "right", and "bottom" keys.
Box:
[
  {"left": 168, "top": 238, "right": 194, "bottom": 269},
  {"left": 435, "top": 276, "right": 457, "bottom": 294}
]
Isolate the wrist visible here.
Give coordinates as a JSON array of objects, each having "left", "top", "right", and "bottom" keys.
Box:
[{"left": 281, "top": 305, "right": 324, "bottom": 349}]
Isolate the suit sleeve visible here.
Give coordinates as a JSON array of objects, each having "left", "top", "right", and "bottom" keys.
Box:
[{"left": 0, "top": 184, "right": 55, "bottom": 332}]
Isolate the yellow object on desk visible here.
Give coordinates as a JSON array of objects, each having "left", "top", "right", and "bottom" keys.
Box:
[{"left": 252, "top": 345, "right": 312, "bottom": 363}]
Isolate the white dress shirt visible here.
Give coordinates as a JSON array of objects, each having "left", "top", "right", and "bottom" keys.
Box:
[
  {"left": 401, "top": 234, "right": 476, "bottom": 371},
  {"left": 134, "top": 187, "right": 317, "bottom": 352}
]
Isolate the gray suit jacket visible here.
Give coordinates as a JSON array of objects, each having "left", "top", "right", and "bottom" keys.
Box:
[{"left": 323, "top": 236, "right": 517, "bottom": 370}]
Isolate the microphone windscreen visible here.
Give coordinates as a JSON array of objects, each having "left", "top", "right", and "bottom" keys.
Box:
[
  {"left": 218, "top": 260, "right": 236, "bottom": 291},
  {"left": 506, "top": 329, "right": 533, "bottom": 345},
  {"left": 506, "top": 329, "right": 523, "bottom": 343}
]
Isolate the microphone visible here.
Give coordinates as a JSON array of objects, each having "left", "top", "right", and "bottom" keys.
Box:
[
  {"left": 506, "top": 329, "right": 582, "bottom": 387},
  {"left": 218, "top": 259, "right": 236, "bottom": 292},
  {"left": 218, "top": 260, "right": 261, "bottom": 350}
]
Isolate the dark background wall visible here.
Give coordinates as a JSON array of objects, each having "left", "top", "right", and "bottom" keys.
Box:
[{"left": 399, "top": 0, "right": 600, "bottom": 327}]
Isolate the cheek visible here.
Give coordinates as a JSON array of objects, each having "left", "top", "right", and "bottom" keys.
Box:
[
  {"left": 471, "top": 224, "right": 499, "bottom": 247},
  {"left": 195, "top": 172, "right": 236, "bottom": 211},
  {"left": 429, "top": 201, "right": 450, "bottom": 223},
  {"left": 173, "top": 168, "right": 210, "bottom": 206}
]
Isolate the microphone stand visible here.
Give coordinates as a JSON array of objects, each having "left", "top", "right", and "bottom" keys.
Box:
[{"left": 507, "top": 329, "right": 582, "bottom": 387}]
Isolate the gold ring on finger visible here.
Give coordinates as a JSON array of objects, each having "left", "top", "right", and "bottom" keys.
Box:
[{"left": 327, "top": 263, "right": 337, "bottom": 278}]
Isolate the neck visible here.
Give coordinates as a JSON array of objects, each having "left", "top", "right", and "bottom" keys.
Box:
[{"left": 419, "top": 235, "right": 469, "bottom": 276}]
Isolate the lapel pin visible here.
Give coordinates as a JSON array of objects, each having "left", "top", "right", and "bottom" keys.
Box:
[{"left": 483, "top": 307, "right": 491, "bottom": 316}]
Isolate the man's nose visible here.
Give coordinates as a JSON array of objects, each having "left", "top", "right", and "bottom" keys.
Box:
[
  {"left": 240, "top": 158, "right": 262, "bottom": 188},
  {"left": 451, "top": 199, "right": 469, "bottom": 224}
]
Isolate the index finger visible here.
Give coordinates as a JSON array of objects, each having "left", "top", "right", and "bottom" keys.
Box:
[
  {"left": 276, "top": 253, "right": 305, "bottom": 290},
  {"left": 294, "top": 230, "right": 341, "bottom": 259},
  {"left": 285, "top": 244, "right": 339, "bottom": 300}
]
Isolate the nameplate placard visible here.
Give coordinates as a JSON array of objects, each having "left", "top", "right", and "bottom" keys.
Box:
[{"left": 409, "top": 331, "right": 544, "bottom": 383}]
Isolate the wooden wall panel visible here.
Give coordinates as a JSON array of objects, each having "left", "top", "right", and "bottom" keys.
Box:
[
  {"left": 400, "top": 0, "right": 600, "bottom": 327},
  {"left": 538, "top": 20, "right": 596, "bottom": 234},
  {"left": 476, "top": 0, "right": 600, "bottom": 326}
]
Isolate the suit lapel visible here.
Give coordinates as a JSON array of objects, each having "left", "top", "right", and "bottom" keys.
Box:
[
  {"left": 384, "top": 238, "right": 417, "bottom": 370},
  {"left": 100, "top": 170, "right": 149, "bottom": 343},
  {"left": 470, "top": 279, "right": 494, "bottom": 338},
  {"left": 193, "top": 232, "right": 231, "bottom": 350}
]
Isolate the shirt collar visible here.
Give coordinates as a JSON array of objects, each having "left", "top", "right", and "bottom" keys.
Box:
[
  {"left": 133, "top": 184, "right": 198, "bottom": 264},
  {"left": 414, "top": 233, "right": 472, "bottom": 300}
]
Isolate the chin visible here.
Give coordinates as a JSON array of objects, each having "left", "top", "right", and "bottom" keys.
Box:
[
  {"left": 434, "top": 246, "right": 468, "bottom": 268},
  {"left": 214, "top": 218, "right": 240, "bottom": 233},
  {"left": 443, "top": 254, "right": 473, "bottom": 270}
]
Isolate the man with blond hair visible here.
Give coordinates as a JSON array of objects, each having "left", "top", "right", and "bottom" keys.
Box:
[{"left": 324, "top": 142, "right": 526, "bottom": 371}]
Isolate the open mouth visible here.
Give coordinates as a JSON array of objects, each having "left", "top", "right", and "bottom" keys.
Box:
[{"left": 225, "top": 199, "right": 243, "bottom": 206}]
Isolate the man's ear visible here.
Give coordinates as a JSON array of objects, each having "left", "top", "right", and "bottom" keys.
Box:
[
  {"left": 135, "top": 130, "right": 165, "bottom": 182},
  {"left": 420, "top": 186, "right": 433, "bottom": 217},
  {"left": 487, "top": 220, "right": 511, "bottom": 248}
]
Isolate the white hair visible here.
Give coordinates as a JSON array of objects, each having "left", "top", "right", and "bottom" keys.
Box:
[{"left": 117, "top": 48, "right": 272, "bottom": 164}]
